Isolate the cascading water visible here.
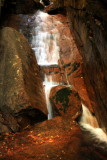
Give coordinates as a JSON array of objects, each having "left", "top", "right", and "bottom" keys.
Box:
[
  {"left": 30, "top": 10, "right": 107, "bottom": 147},
  {"left": 31, "top": 11, "right": 60, "bottom": 119},
  {"left": 79, "top": 104, "right": 107, "bottom": 144},
  {"left": 43, "top": 75, "right": 60, "bottom": 119},
  {"left": 80, "top": 104, "right": 99, "bottom": 128},
  {"left": 31, "top": 11, "right": 60, "bottom": 66}
]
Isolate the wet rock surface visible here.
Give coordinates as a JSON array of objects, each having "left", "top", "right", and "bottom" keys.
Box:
[{"left": 0, "top": 116, "right": 106, "bottom": 160}]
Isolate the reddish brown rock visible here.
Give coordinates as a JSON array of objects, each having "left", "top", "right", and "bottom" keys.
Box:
[
  {"left": 48, "top": 0, "right": 107, "bottom": 132},
  {"left": 0, "top": 115, "right": 106, "bottom": 160},
  {"left": 0, "top": 116, "right": 83, "bottom": 160},
  {"left": 50, "top": 85, "right": 82, "bottom": 119},
  {"left": 63, "top": 0, "right": 107, "bottom": 131}
]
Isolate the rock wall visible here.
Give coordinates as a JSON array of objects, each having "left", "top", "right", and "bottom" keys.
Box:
[
  {"left": 49, "top": 0, "right": 107, "bottom": 131},
  {"left": 45, "top": 0, "right": 107, "bottom": 130},
  {"left": 66, "top": 0, "right": 107, "bottom": 131}
]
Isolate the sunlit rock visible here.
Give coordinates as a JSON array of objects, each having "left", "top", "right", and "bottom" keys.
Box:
[{"left": 0, "top": 116, "right": 83, "bottom": 160}]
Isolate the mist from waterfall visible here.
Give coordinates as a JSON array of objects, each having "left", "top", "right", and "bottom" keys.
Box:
[{"left": 80, "top": 104, "right": 107, "bottom": 144}]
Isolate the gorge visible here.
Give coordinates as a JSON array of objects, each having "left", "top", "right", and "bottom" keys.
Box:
[{"left": 0, "top": 0, "right": 107, "bottom": 160}]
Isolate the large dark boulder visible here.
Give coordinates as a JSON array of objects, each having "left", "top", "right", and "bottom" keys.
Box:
[{"left": 0, "top": 27, "right": 47, "bottom": 133}]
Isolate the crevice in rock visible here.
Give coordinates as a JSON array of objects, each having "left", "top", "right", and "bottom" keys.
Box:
[
  {"left": 15, "top": 107, "right": 47, "bottom": 130},
  {"left": 47, "top": 7, "right": 66, "bottom": 15}
]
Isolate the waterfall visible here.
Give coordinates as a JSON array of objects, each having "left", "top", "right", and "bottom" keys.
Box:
[
  {"left": 43, "top": 75, "right": 60, "bottom": 119},
  {"left": 31, "top": 11, "right": 60, "bottom": 119},
  {"left": 80, "top": 104, "right": 99, "bottom": 128},
  {"left": 31, "top": 11, "right": 60, "bottom": 66},
  {"left": 79, "top": 104, "right": 107, "bottom": 144}
]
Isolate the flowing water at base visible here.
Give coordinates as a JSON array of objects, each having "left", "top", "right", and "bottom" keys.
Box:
[{"left": 80, "top": 104, "right": 107, "bottom": 145}]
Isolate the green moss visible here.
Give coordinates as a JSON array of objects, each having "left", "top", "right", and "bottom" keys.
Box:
[{"left": 53, "top": 88, "right": 72, "bottom": 113}]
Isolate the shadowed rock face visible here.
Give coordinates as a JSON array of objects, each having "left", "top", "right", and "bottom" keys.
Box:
[
  {"left": 16, "top": 0, "right": 44, "bottom": 13},
  {"left": 65, "top": 0, "right": 107, "bottom": 132},
  {"left": 0, "top": 27, "right": 47, "bottom": 133},
  {"left": 47, "top": 0, "right": 107, "bottom": 132}
]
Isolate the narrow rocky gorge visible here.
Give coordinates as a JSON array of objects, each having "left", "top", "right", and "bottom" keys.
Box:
[{"left": 0, "top": 0, "right": 107, "bottom": 160}]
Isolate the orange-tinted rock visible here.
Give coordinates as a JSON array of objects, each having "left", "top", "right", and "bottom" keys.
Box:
[
  {"left": 0, "top": 116, "right": 83, "bottom": 160},
  {"left": 0, "top": 115, "right": 106, "bottom": 160},
  {"left": 63, "top": 0, "right": 107, "bottom": 131},
  {"left": 40, "top": 65, "right": 63, "bottom": 83},
  {"left": 54, "top": 14, "right": 93, "bottom": 113},
  {"left": 50, "top": 85, "right": 82, "bottom": 119},
  {"left": 47, "top": 0, "right": 107, "bottom": 131}
]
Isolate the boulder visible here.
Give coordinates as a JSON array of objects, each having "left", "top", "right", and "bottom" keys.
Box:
[
  {"left": 50, "top": 85, "right": 82, "bottom": 119},
  {"left": 0, "top": 27, "right": 47, "bottom": 133}
]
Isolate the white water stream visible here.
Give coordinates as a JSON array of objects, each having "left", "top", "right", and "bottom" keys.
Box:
[
  {"left": 80, "top": 104, "right": 107, "bottom": 144},
  {"left": 31, "top": 11, "right": 60, "bottom": 119},
  {"left": 43, "top": 75, "right": 60, "bottom": 119},
  {"left": 31, "top": 11, "right": 60, "bottom": 66}
]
